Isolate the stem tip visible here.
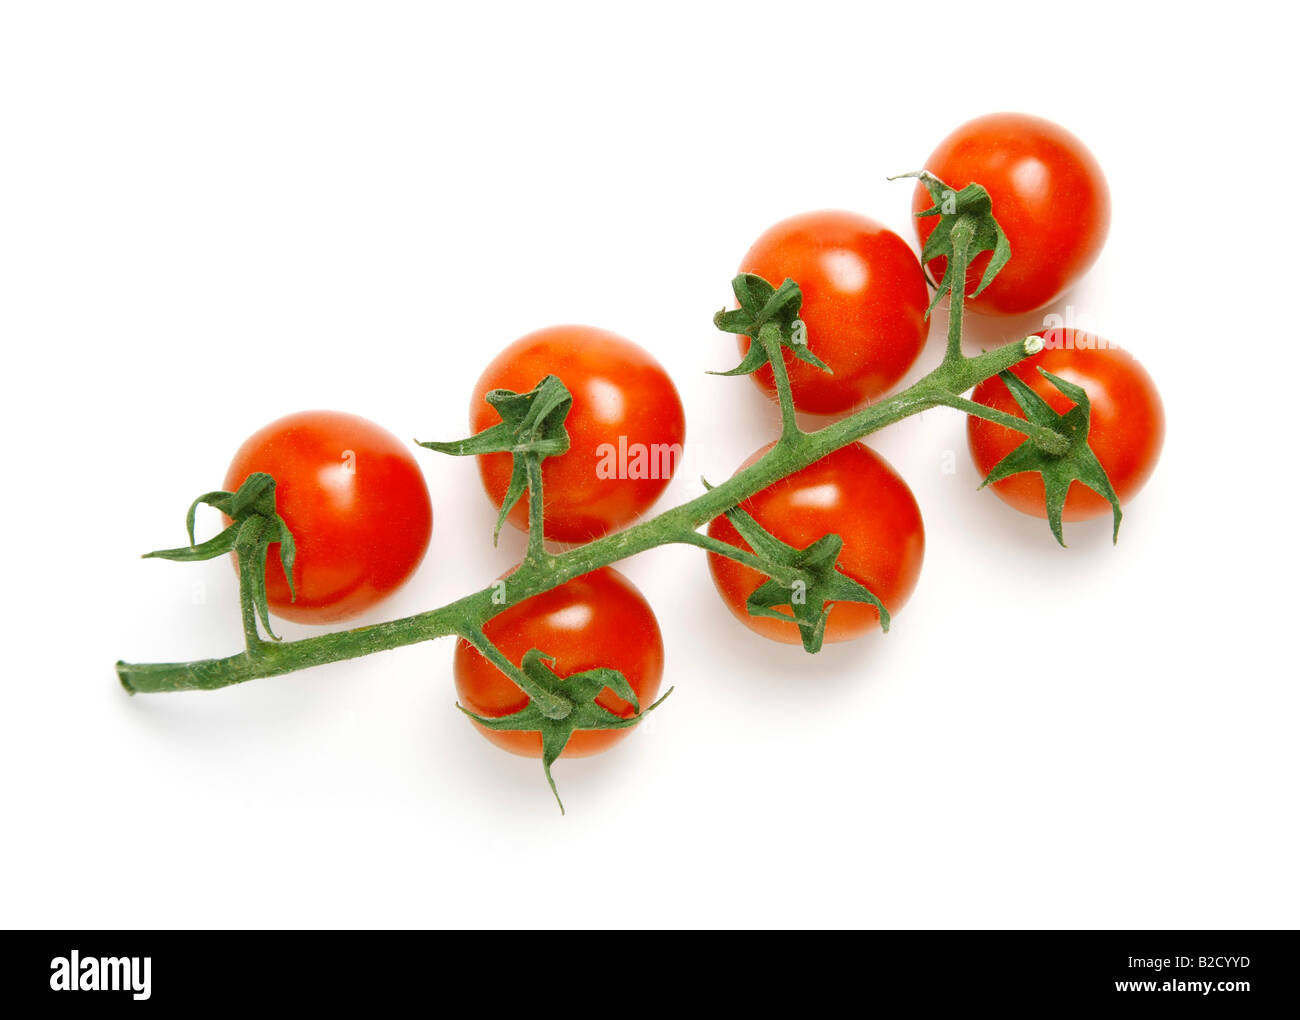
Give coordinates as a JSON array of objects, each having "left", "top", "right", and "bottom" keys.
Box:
[{"left": 115, "top": 662, "right": 136, "bottom": 695}]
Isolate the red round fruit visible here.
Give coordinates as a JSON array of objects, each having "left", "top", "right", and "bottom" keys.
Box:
[
  {"left": 470, "top": 326, "right": 686, "bottom": 544},
  {"left": 913, "top": 113, "right": 1110, "bottom": 316},
  {"left": 453, "top": 567, "right": 664, "bottom": 758},
  {"left": 706, "top": 442, "right": 925, "bottom": 644},
  {"left": 737, "top": 210, "right": 929, "bottom": 415},
  {"left": 967, "top": 331, "right": 1164, "bottom": 521},
  {"left": 223, "top": 410, "right": 433, "bottom": 624}
]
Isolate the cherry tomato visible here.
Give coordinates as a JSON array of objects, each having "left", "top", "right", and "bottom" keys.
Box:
[
  {"left": 967, "top": 331, "right": 1164, "bottom": 521},
  {"left": 453, "top": 567, "right": 664, "bottom": 758},
  {"left": 470, "top": 326, "right": 686, "bottom": 544},
  {"left": 913, "top": 113, "right": 1110, "bottom": 316},
  {"left": 223, "top": 410, "right": 433, "bottom": 624},
  {"left": 737, "top": 210, "right": 929, "bottom": 415},
  {"left": 706, "top": 442, "right": 925, "bottom": 644}
]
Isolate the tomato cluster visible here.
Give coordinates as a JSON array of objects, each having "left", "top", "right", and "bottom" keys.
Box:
[{"left": 210, "top": 113, "right": 1162, "bottom": 781}]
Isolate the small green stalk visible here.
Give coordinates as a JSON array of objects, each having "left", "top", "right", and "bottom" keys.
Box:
[
  {"left": 943, "top": 219, "right": 972, "bottom": 364},
  {"left": 935, "top": 392, "right": 1067, "bottom": 456},
  {"left": 756, "top": 322, "right": 803, "bottom": 443},
  {"left": 237, "top": 569, "right": 263, "bottom": 652},
  {"left": 459, "top": 628, "right": 568, "bottom": 719},
  {"left": 524, "top": 454, "right": 547, "bottom": 563},
  {"left": 678, "top": 529, "right": 793, "bottom": 580}
]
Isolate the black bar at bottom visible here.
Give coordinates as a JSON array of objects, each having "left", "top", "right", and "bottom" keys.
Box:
[{"left": 0, "top": 931, "right": 1289, "bottom": 1010}]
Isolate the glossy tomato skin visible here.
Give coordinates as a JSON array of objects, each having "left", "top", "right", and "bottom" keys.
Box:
[
  {"left": 707, "top": 442, "right": 925, "bottom": 644},
  {"left": 453, "top": 568, "right": 664, "bottom": 758},
  {"left": 967, "top": 331, "right": 1164, "bottom": 521},
  {"left": 223, "top": 410, "right": 432, "bottom": 624},
  {"left": 913, "top": 113, "right": 1110, "bottom": 316},
  {"left": 738, "top": 211, "right": 929, "bottom": 415},
  {"left": 471, "top": 326, "right": 686, "bottom": 544}
]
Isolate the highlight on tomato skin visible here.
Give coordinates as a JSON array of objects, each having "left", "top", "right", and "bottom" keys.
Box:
[
  {"left": 737, "top": 210, "right": 930, "bottom": 416},
  {"left": 468, "top": 325, "right": 687, "bottom": 544},
  {"left": 912, "top": 112, "right": 1111, "bottom": 317},
  {"left": 966, "top": 330, "right": 1165, "bottom": 522},
  {"left": 706, "top": 442, "right": 925, "bottom": 645},
  {"left": 223, "top": 410, "right": 433, "bottom": 624},
  {"left": 453, "top": 567, "right": 665, "bottom": 759}
]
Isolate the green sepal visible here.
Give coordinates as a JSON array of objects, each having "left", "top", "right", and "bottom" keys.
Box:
[
  {"left": 143, "top": 472, "right": 297, "bottom": 642},
  {"left": 711, "top": 274, "right": 830, "bottom": 376},
  {"left": 706, "top": 481, "right": 889, "bottom": 653},
  {"left": 419, "top": 375, "right": 573, "bottom": 543},
  {"left": 980, "top": 368, "right": 1123, "bottom": 546},
  {"left": 458, "top": 648, "right": 673, "bottom": 814},
  {"left": 894, "top": 170, "right": 1011, "bottom": 316}
]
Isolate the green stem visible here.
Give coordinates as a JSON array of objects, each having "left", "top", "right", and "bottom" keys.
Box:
[
  {"left": 935, "top": 393, "right": 1068, "bottom": 456},
  {"left": 237, "top": 569, "right": 262, "bottom": 650},
  {"left": 677, "top": 529, "right": 793, "bottom": 581},
  {"left": 459, "top": 627, "right": 568, "bottom": 718},
  {"left": 944, "top": 218, "right": 972, "bottom": 365},
  {"left": 757, "top": 322, "right": 802, "bottom": 442},
  {"left": 525, "top": 454, "right": 546, "bottom": 563},
  {"left": 117, "top": 336, "right": 1040, "bottom": 694}
]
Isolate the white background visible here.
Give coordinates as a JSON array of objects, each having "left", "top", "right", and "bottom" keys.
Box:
[{"left": 2, "top": 1, "right": 1296, "bottom": 929}]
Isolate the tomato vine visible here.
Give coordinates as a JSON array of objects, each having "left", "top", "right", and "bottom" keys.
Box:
[{"left": 117, "top": 173, "right": 1131, "bottom": 808}]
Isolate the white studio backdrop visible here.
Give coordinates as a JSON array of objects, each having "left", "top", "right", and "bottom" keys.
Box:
[{"left": 2, "top": 1, "right": 1296, "bottom": 929}]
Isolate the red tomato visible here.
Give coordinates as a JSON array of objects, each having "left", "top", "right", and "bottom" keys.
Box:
[
  {"left": 707, "top": 442, "right": 925, "bottom": 644},
  {"left": 967, "top": 331, "right": 1164, "bottom": 520},
  {"left": 453, "top": 568, "right": 664, "bottom": 758},
  {"left": 470, "top": 326, "right": 686, "bottom": 543},
  {"left": 738, "top": 210, "right": 929, "bottom": 415},
  {"left": 913, "top": 113, "right": 1110, "bottom": 316},
  {"left": 223, "top": 410, "right": 432, "bottom": 623}
]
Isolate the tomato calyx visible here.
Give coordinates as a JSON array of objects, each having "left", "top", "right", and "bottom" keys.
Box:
[
  {"left": 142, "top": 472, "right": 297, "bottom": 645},
  {"left": 703, "top": 480, "right": 890, "bottom": 653},
  {"left": 898, "top": 170, "right": 1011, "bottom": 313},
  {"left": 979, "top": 368, "right": 1123, "bottom": 546},
  {"left": 714, "top": 273, "right": 827, "bottom": 440},
  {"left": 892, "top": 169, "right": 1011, "bottom": 365},
  {"left": 713, "top": 274, "right": 828, "bottom": 377},
  {"left": 456, "top": 647, "right": 673, "bottom": 814},
  {"left": 421, "top": 375, "right": 572, "bottom": 549}
]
